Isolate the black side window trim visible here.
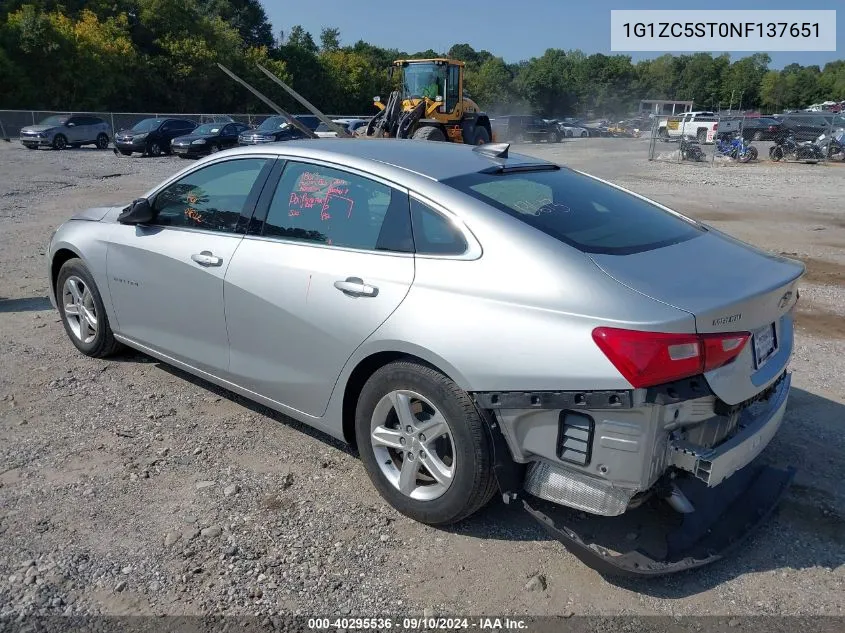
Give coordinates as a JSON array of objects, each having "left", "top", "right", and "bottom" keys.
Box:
[{"left": 148, "top": 157, "right": 276, "bottom": 235}]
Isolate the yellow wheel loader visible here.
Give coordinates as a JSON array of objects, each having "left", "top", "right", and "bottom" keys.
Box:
[{"left": 365, "top": 58, "right": 493, "bottom": 144}]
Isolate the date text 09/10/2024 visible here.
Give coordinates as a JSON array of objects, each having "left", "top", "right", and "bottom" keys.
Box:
[{"left": 307, "top": 617, "right": 530, "bottom": 630}]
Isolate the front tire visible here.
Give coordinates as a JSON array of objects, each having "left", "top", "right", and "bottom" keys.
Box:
[
  {"left": 355, "top": 360, "right": 497, "bottom": 526},
  {"left": 56, "top": 259, "right": 121, "bottom": 358},
  {"left": 52, "top": 134, "right": 67, "bottom": 150},
  {"left": 412, "top": 126, "right": 447, "bottom": 142},
  {"left": 471, "top": 126, "right": 490, "bottom": 145}
]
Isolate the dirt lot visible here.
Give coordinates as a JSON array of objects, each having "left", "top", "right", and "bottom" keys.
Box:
[{"left": 1, "top": 138, "right": 844, "bottom": 620}]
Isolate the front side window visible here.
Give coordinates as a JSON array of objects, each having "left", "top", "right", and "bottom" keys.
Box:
[
  {"left": 263, "top": 162, "right": 413, "bottom": 252},
  {"left": 152, "top": 158, "right": 269, "bottom": 233},
  {"left": 443, "top": 168, "right": 703, "bottom": 255}
]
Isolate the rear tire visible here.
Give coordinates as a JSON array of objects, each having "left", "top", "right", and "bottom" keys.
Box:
[
  {"left": 412, "top": 126, "right": 447, "bottom": 142},
  {"left": 355, "top": 360, "right": 497, "bottom": 526},
  {"left": 771, "top": 146, "right": 784, "bottom": 161},
  {"left": 146, "top": 141, "right": 162, "bottom": 157},
  {"left": 471, "top": 126, "right": 490, "bottom": 145},
  {"left": 96, "top": 133, "right": 109, "bottom": 150},
  {"left": 56, "top": 258, "right": 121, "bottom": 359}
]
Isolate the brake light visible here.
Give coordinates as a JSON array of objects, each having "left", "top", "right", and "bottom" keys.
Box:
[
  {"left": 713, "top": 122, "right": 718, "bottom": 130},
  {"left": 592, "top": 328, "right": 750, "bottom": 388}
]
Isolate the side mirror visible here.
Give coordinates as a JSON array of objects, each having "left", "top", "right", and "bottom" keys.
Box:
[{"left": 118, "top": 198, "right": 154, "bottom": 225}]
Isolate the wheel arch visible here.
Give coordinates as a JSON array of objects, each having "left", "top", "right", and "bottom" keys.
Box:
[
  {"left": 339, "top": 347, "right": 471, "bottom": 447},
  {"left": 50, "top": 246, "right": 84, "bottom": 305}
]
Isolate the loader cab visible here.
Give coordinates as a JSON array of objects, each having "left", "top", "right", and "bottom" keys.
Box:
[{"left": 395, "top": 59, "right": 463, "bottom": 116}]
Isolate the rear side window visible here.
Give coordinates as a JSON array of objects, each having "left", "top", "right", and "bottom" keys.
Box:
[
  {"left": 410, "top": 199, "right": 467, "bottom": 255},
  {"left": 442, "top": 169, "right": 703, "bottom": 255}
]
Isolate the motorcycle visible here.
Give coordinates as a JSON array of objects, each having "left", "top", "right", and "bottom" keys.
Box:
[
  {"left": 815, "top": 130, "right": 845, "bottom": 161},
  {"left": 715, "top": 133, "right": 758, "bottom": 163},
  {"left": 769, "top": 131, "right": 825, "bottom": 162},
  {"left": 679, "top": 135, "right": 706, "bottom": 162}
]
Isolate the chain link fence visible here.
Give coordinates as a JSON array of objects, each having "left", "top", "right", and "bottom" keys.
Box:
[
  {"left": 647, "top": 112, "right": 845, "bottom": 166},
  {"left": 0, "top": 110, "right": 372, "bottom": 139}
]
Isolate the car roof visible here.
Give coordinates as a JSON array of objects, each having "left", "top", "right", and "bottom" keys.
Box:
[{"left": 220, "top": 138, "right": 555, "bottom": 182}]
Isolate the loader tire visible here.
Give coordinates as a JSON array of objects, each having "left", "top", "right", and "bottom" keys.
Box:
[
  {"left": 471, "top": 126, "right": 490, "bottom": 145},
  {"left": 412, "top": 126, "right": 447, "bottom": 142}
]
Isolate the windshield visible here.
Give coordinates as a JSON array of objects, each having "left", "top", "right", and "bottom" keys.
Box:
[
  {"left": 257, "top": 116, "right": 290, "bottom": 131},
  {"left": 131, "top": 119, "right": 164, "bottom": 133},
  {"left": 443, "top": 168, "right": 703, "bottom": 255},
  {"left": 39, "top": 115, "right": 68, "bottom": 127},
  {"left": 193, "top": 124, "right": 222, "bottom": 135},
  {"left": 402, "top": 62, "right": 446, "bottom": 100}
]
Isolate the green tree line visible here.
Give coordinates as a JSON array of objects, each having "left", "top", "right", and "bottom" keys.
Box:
[{"left": 2, "top": 1, "right": 844, "bottom": 116}]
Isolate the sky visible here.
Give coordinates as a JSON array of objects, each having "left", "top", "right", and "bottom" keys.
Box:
[{"left": 262, "top": 0, "right": 841, "bottom": 69}]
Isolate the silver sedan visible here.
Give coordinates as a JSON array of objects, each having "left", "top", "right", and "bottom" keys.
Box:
[{"left": 46, "top": 139, "right": 804, "bottom": 575}]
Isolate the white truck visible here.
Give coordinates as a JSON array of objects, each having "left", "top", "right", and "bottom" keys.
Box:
[{"left": 657, "top": 111, "right": 719, "bottom": 144}]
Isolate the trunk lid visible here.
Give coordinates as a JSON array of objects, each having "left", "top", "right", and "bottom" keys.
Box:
[{"left": 589, "top": 229, "right": 804, "bottom": 405}]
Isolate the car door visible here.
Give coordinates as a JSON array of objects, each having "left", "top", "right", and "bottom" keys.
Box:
[
  {"left": 224, "top": 159, "right": 416, "bottom": 417},
  {"left": 64, "top": 116, "right": 86, "bottom": 143},
  {"left": 107, "top": 156, "right": 274, "bottom": 375},
  {"left": 220, "top": 124, "right": 239, "bottom": 148}
]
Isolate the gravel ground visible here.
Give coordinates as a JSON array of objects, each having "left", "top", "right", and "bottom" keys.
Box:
[{"left": 0, "top": 138, "right": 843, "bottom": 621}]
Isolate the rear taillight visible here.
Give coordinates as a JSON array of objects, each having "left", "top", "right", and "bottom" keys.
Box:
[
  {"left": 713, "top": 122, "right": 718, "bottom": 130},
  {"left": 592, "top": 327, "right": 750, "bottom": 388}
]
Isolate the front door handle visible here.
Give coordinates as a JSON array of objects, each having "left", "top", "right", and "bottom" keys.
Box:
[
  {"left": 191, "top": 251, "right": 223, "bottom": 267},
  {"left": 334, "top": 277, "right": 378, "bottom": 297}
]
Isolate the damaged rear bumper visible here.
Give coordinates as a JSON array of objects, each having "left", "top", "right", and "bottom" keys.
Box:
[{"left": 523, "top": 461, "right": 795, "bottom": 577}]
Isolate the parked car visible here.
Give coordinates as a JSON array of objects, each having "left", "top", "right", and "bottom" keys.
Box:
[
  {"left": 490, "top": 115, "right": 560, "bottom": 142},
  {"left": 238, "top": 115, "right": 311, "bottom": 145},
  {"left": 46, "top": 139, "right": 803, "bottom": 576},
  {"left": 171, "top": 122, "right": 251, "bottom": 158},
  {"left": 114, "top": 118, "right": 197, "bottom": 157},
  {"left": 314, "top": 118, "right": 370, "bottom": 138},
  {"left": 20, "top": 114, "right": 111, "bottom": 150},
  {"left": 778, "top": 113, "right": 845, "bottom": 142},
  {"left": 294, "top": 114, "right": 321, "bottom": 131},
  {"left": 558, "top": 121, "right": 590, "bottom": 138},
  {"left": 719, "top": 116, "right": 785, "bottom": 141}
]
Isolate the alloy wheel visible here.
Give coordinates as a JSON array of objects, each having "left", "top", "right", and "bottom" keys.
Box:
[
  {"left": 370, "top": 390, "right": 456, "bottom": 501},
  {"left": 62, "top": 276, "right": 98, "bottom": 344}
]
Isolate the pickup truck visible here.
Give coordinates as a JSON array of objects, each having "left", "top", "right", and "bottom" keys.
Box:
[{"left": 657, "top": 111, "right": 719, "bottom": 144}]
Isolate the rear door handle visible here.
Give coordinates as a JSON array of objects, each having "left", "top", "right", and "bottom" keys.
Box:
[
  {"left": 191, "top": 251, "right": 223, "bottom": 267},
  {"left": 334, "top": 277, "right": 378, "bottom": 297}
]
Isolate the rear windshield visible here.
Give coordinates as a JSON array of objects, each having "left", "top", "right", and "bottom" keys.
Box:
[{"left": 442, "top": 168, "right": 703, "bottom": 255}]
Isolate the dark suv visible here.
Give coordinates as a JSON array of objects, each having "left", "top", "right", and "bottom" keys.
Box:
[
  {"left": 491, "top": 115, "right": 561, "bottom": 143},
  {"left": 114, "top": 118, "right": 197, "bottom": 156}
]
